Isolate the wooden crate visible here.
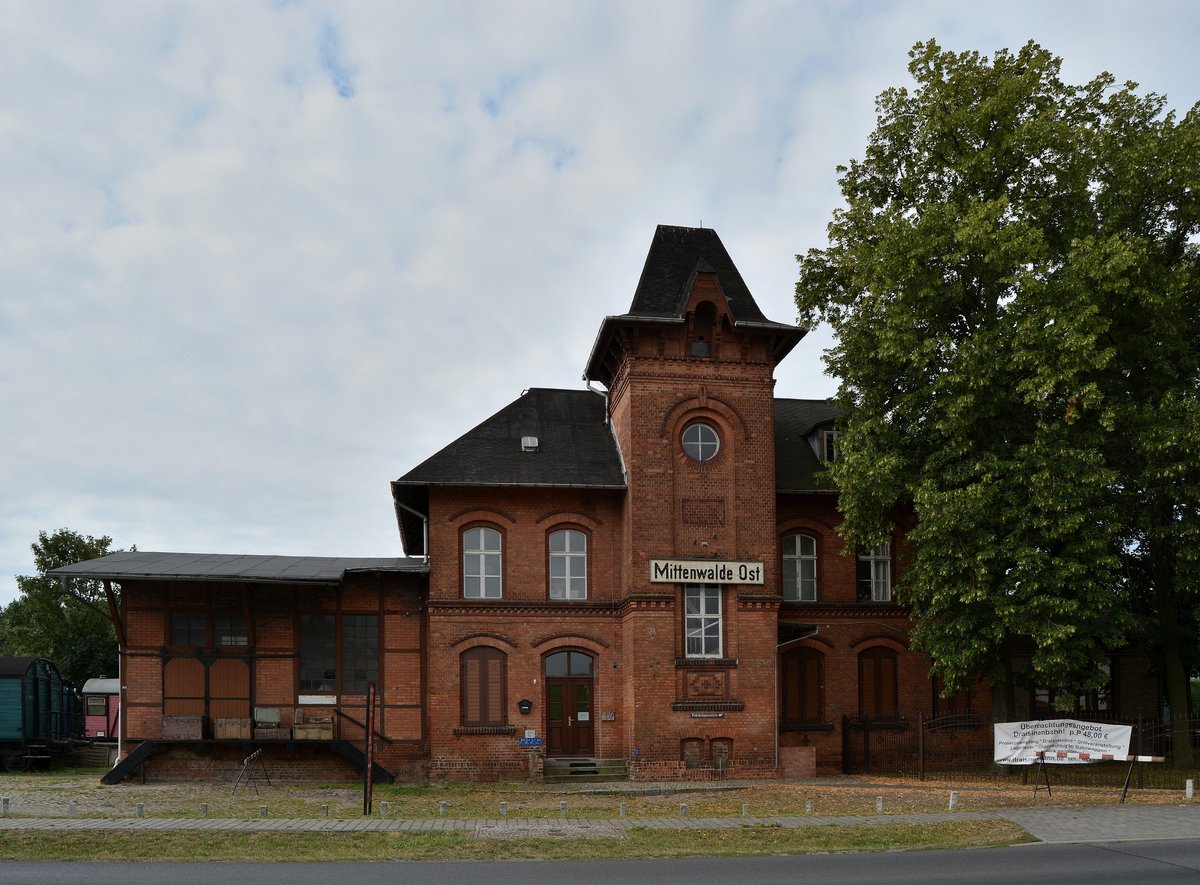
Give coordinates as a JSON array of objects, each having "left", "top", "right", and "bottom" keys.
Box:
[
  {"left": 163, "top": 716, "right": 203, "bottom": 740},
  {"left": 214, "top": 718, "right": 251, "bottom": 740},
  {"left": 292, "top": 723, "right": 334, "bottom": 740}
]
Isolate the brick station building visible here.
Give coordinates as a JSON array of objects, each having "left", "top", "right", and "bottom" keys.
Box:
[{"left": 52, "top": 225, "right": 1160, "bottom": 783}]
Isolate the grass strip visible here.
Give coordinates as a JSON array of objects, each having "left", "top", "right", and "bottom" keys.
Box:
[{"left": 0, "top": 820, "right": 1030, "bottom": 862}]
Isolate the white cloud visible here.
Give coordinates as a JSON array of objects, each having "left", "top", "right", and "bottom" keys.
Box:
[{"left": 2, "top": 0, "right": 1197, "bottom": 601}]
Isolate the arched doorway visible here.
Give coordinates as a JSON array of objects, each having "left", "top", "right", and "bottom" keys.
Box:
[{"left": 545, "top": 650, "right": 594, "bottom": 756}]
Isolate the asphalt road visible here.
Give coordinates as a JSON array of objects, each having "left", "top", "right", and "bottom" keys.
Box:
[{"left": 4, "top": 840, "right": 1200, "bottom": 885}]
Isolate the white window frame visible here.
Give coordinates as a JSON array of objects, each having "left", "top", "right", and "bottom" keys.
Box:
[
  {"left": 549, "top": 528, "right": 587, "bottom": 600},
  {"left": 782, "top": 533, "right": 818, "bottom": 602},
  {"left": 858, "top": 543, "right": 892, "bottom": 602},
  {"left": 463, "top": 527, "right": 502, "bottom": 598},
  {"left": 681, "top": 422, "right": 721, "bottom": 462},
  {"left": 684, "top": 584, "right": 723, "bottom": 658},
  {"left": 821, "top": 430, "right": 842, "bottom": 463}
]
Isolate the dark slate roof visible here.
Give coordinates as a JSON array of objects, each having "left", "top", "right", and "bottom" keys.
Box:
[
  {"left": 628, "top": 225, "right": 769, "bottom": 322},
  {"left": 775, "top": 398, "right": 840, "bottom": 493},
  {"left": 585, "top": 226, "right": 805, "bottom": 384},
  {"left": 48, "top": 551, "right": 428, "bottom": 585},
  {"left": 394, "top": 388, "right": 625, "bottom": 490},
  {"left": 392, "top": 387, "right": 626, "bottom": 555}
]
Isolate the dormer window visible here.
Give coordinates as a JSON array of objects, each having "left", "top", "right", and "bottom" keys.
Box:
[
  {"left": 820, "top": 430, "right": 842, "bottom": 463},
  {"left": 691, "top": 301, "right": 716, "bottom": 357}
]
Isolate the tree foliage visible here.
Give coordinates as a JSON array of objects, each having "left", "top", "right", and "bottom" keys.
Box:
[
  {"left": 0, "top": 529, "right": 124, "bottom": 687},
  {"left": 795, "top": 41, "right": 1199, "bottom": 756}
]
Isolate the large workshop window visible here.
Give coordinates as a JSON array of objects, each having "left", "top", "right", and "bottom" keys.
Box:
[
  {"left": 299, "top": 614, "right": 379, "bottom": 694},
  {"left": 341, "top": 615, "right": 379, "bottom": 693},
  {"left": 299, "top": 615, "right": 336, "bottom": 692}
]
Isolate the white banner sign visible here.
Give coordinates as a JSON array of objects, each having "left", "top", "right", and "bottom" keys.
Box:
[
  {"left": 993, "top": 719, "right": 1132, "bottom": 765},
  {"left": 649, "top": 559, "right": 764, "bottom": 584}
]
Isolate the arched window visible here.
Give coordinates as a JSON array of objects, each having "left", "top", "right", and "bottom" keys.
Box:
[
  {"left": 548, "top": 529, "right": 587, "bottom": 599},
  {"left": 461, "top": 647, "right": 506, "bottom": 727},
  {"left": 780, "top": 647, "right": 824, "bottom": 726},
  {"left": 463, "top": 526, "right": 502, "bottom": 598},
  {"left": 782, "top": 533, "right": 818, "bottom": 602},
  {"left": 859, "top": 647, "right": 899, "bottom": 717}
]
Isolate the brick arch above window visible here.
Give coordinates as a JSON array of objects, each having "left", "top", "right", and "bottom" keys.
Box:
[
  {"left": 534, "top": 510, "right": 601, "bottom": 530},
  {"left": 658, "top": 393, "right": 751, "bottom": 443},
  {"left": 450, "top": 631, "right": 519, "bottom": 650},
  {"left": 530, "top": 632, "right": 610, "bottom": 651},
  {"left": 848, "top": 633, "right": 909, "bottom": 651},
  {"left": 446, "top": 507, "right": 517, "bottom": 526}
]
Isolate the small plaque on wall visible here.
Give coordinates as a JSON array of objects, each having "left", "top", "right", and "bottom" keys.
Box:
[{"left": 298, "top": 695, "right": 337, "bottom": 705}]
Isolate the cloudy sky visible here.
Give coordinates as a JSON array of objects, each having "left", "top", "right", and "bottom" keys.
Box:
[{"left": 2, "top": 1, "right": 1197, "bottom": 604}]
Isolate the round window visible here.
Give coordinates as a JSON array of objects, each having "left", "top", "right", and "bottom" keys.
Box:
[{"left": 681, "top": 422, "right": 720, "bottom": 461}]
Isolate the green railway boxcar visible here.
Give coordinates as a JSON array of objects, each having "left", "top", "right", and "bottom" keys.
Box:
[{"left": 0, "top": 656, "right": 75, "bottom": 771}]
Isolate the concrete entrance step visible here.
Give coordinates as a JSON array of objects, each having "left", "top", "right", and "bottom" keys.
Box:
[{"left": 543, "top": 757, "right": 628, "bottom": 783}]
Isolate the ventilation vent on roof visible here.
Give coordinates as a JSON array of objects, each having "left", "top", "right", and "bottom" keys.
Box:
[{"left": 521, "top": 436, "right": 539, "bottom": 452}]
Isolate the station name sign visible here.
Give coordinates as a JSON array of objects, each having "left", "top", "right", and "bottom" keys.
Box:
[{"left": 649, "top": 559, "right": 764, "bottom": 584}]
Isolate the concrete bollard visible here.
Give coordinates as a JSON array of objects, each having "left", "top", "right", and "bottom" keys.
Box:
[
  {"left": 68, "top": 801, "right": 76, "bottom": 818},
  {"left": 805, "top": 799, "right": 813, "bottom": 815},
  {"left": 742, "top": 803, "right": 749, "bottom": 817},
  {"left": 380, "top": 801, "right": 389, "bottom": 817},
  {"left": 260, "top": 805, "right": 268, "bottom": 818},
  {"left": 1187, "top": 779, "right": 1194, "bottom": 801},
  {"left": 2, "top": 797, "right": 9, "bottom": 817},
  {"left": 679, "top": 803, "right": 687, "bottom": 817},
  {"left": 439, "top": 801, "right": 447, "bottom": 817},
  {"left": 500, "top": 801, "right": 507, "bottom": 817},
  {"left": 321, "top": 804, "right": 329, "bottom": 819},
  {"left": 875, "top": 796, "right": 884, "bottom": 813},
  {"left": 619, "top": 802, "right": 627, "bottom": 818},
  {"left": 559, "top": 801, "right": 567, "bottom": 819},
  {"left": 948, "top": 791, "right": 959, "bottom": 811},
  {"left": 200, "top": 803, "right": 208, "bottom": 818},
  {"left": 136, "top": 803, "right": 145, "bottom": 818}
]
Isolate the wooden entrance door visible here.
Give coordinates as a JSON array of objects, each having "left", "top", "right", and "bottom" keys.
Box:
[{"left": 545, "top": 651, "right": 594, "bottom": 756}]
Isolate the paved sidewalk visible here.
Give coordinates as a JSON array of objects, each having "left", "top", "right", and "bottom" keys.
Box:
[{"left": 1, "top": 804, "right": 1197, "bottom": 843}]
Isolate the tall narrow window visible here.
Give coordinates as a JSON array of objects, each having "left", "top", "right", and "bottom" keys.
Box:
[
  {"left": 341, "top": 614, "right": 379, "bottom": 693},
  {"left": 461, "top": 647, "right": 507, "bottom": 727},
  {"left": 859, "top": 647, "right": 899, "bottom": 717},
  {"left": 684, "top": 584, "right": 722, "bottom": 658},
  {"left": 821, "top": 430, "right": 842, "bottom": 462},
  {"left": 781, "top": 647, "right": 824, "bottom": 725},
  {"left": 549, "top": 529, "right": 587, "bottom": 599},
  {"left": 463, "top": 526, "right": 502, "bottom": 598},
  {"left": 857, "top": 543, "right": 892, "bottom": 602},
  {"left": 299, "top": 615, "right": 336, "bottom": 692},
  {"left": 782, "top": 533, "right": 818, "bottom": 601}
]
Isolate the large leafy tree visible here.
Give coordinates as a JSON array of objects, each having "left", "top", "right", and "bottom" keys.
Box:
[
  {"left": 0, "top": 529, "right": 125, "bottom": 687},
  {"left": 795, "top": 40, "right": 1199, "bottom": 764}
]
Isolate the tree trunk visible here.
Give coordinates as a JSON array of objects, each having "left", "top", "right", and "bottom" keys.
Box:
[{"left": 1151, "top": 513, "right": 1194, "bottom": 769}]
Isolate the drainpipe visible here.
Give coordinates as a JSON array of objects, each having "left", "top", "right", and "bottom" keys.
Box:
[
  {"left": 395, "top": 501, "right": 430, "bottom": 563},
  {"left": 584, "top": 378, "right": 609, "bottom": 426},
  {"left": 775, "top": 626, "right": 820, "bottom": 770}
]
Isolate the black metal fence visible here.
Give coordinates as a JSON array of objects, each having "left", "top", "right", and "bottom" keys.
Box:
[{"left": 841, "top": 713, "right": 1200, "bottom": 787}]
